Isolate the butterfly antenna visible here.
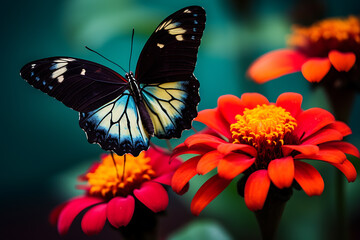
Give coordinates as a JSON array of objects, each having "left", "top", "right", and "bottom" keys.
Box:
[
  {"left": 85, "top": 46, "right": 127, "bottom": 74},
  {"left": 129, "top": 29, "right": 135, "bottom": 72},
  {"left": 110, "top": 151, "right": 121, "bottom": 181},
  {"left": 122, "top": 154, "right": 126, "bottom": 182},
  {"left": 165, "top": 140, "right": 173, "bottom": 151}
]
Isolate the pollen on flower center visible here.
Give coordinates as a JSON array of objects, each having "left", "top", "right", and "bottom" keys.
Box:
[
  {"left": 288, "top": 16, "right": 360, "bottom": 56},
  {"left": 85, "top": 152, "right": 156, "bottom": 199},
  {"left": 230, "top": 104, "right": 297, "bottom": 148}
]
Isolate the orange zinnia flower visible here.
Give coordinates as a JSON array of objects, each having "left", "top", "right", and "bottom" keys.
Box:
[
  {"left": 50, "top": 147, "right": 181, "bottom": 235},
  {"left": 171, "top": 93, "right": 358, "bottom": 215},
  {"left": 248, "top": 16, "right": 360, "bottom": 84}
]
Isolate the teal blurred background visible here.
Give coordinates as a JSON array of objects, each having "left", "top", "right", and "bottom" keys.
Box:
[{"left": 3, "top": 0, "right": 360, "bottom": 239}]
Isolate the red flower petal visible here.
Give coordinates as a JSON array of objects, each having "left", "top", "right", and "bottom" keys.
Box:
[
  {"left": 301, "top": 129, "right": 343, "bottom": 145},
  {"left": 320, "top": 141, "right": 360, "bottom": 158},
  {"left": 49, "top": 202, "right": 68, "bottom": 226},
  {"left": 244, "top": 170, "right": 271, "bottom": 211},
  {"left": 240, "top": 93, "right": 269, "bottom": 109},
  {"left": 218, "top": 153, "right": 255, "bottom": 179},
  {"left": 247, "top": 49, "right": 307, "bottom": 83},
  {"left": 275, "top": 92, "right": 303, "bottom": 117},
  {"left": 171, "top": 143, "right": 213, "bottom": 160},
  {"left": 294, "top": 108, "right": 335, "bottom": 140},
  {"left": 328, "top": 50, "right": 356, "bottom": 72},
  {"left": 190, "top": 174, "right": 232, "bottom": 215},
  {"left": 294, "top": 161, "right": 324, "bottom": 196},
  {"left": 217, "top": 143, "right": 257, "bottom": 157},
  {"left": 325, "top": 121, "right": 352, "bottom": 137},
  {"left": 197, "top": 150, "right": 223, "bottom": 175},
  {"left": 147, "top": 146, "right": 175, "bottom": 174},
  {"left": 295, "top": 148, "right": 346, "bottom": 164},
  {"left": 134, "top": 182, "right": 168, "bottom": 213},
  {"left": 301, "top": 58, "right": 331, "bottom": 83},
  {"left": 107, "top": 196, "right": 135, "bottom": 228},
  {"left": 185, "top": 134, "right": 227, "bottom": 149},
  {"left": 195, "top": 109, "right": 232, "bottom": 139},
  {"left": 217, "top": 95, "right": 245, "bottom": 124},
  {"left": 57, "top": 197, "right": 103, "bottom": 235},
  {"left": 152, "top": 172, "right": 173, "bottom": 185},
  {"left": 172, "top": 156, "right": 201, "bottom": 194},
  {"left": 330, "top": 159, "right": 357, "bottom": 182},
  {"left": 268, "top": 156, "right": 294, "bottom": 188},
  {"left": 151, "top": 155, "right": 181, "bottom": 176},
  {"left": 282, "top": 144, "right": 319, "bottom": 156},
  {"left": 81, "top": 203, "right": 107, "bottom": 236}
]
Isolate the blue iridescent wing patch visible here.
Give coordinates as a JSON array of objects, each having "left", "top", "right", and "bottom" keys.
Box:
[{"left": 79, "top": 90, "right": 150, "bottom": 156}]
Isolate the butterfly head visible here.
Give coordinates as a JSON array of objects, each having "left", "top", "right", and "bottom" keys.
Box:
[{"left": 125, "top": 71, "right": 135, "bottom": 82}]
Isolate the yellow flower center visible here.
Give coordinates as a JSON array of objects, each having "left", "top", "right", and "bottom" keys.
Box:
[
  {"left": 230, "top": 104, "right": 297, "bottom": 148},
  {"left": 288, "top": 16, "right": 360, "bottom": 55},
  {"left": 86, "top": 152, "right": 156, "bottom": 199}
]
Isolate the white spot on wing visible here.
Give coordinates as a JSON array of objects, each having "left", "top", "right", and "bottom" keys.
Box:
[
  {"left": 52, "top": 67, "right": 67, "bottom": 79},
  {"left": 176, "top": 35, "right": 184, "bottom": 41},
  {"left": 157, "top": 43, "right": 164, "bottom": 49},
  {"left": 57, "top": 75, "right": 64, "bottom": 83},
  {"left": 156, "top": 19, "right": 172, "bottom": 32},
  {"left": 164, "top": 22, "right": 180, "bottom": 30},
  {"left": 61, "top": 58, "right": 75, "bottom": 62},
  {"left": 169, "top": 28, "right": 186, "bottom": 35},
  {"left": 54, "top": 58, "right": 75, "bottom": 63},
  {"left": 31, "top": 64, "right": 36, "bottom": 69},
  {"left": 184, "top": 9, "right": 192, "bottom": 13},
  {"left": 54, "top": 62, "right": 67, "bottom": 69},
  {"left": 81, "top": 69, "right": 86, "bottom": 75}
]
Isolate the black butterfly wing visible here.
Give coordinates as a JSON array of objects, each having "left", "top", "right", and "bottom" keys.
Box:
[
  {"left": 20, "top": 57, "right": 127, "bottom": 112},
  {"left": 135, "top": 6, "right": 205, "bottom": 138},
  {"left": 20, "top": 57, "right": 150, "bottom": 156},
  {"left": 79, "top": 89, "right": 150, "bottom": 156},
  {"left": 135, "top": 6, "right": 206, "bottom": 82}
]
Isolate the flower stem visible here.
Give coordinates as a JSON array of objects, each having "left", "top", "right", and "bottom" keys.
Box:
[
  {"left": 254, "top": 187, "right": 292, "bottom": 240},
  {"left": 119, "top": 201, "right": 159, "bottom": 240},
  {"left": 324, "top": 85, "right": 354, "bottom": 240}
]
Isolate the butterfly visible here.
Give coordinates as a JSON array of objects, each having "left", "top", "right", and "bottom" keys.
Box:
[{"left": 19, "top": 6, "right": 206, "bottom": 156}]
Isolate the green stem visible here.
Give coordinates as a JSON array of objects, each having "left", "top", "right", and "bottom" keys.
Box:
[
  {"left": 335, "top": 171, "right": 348, "bottom": 240},
  {"left": 254, "top": 187, "right": 292, "bottom": 240},
  {"left": 324, "top": 85, "right": 354, "bottom": 240}
]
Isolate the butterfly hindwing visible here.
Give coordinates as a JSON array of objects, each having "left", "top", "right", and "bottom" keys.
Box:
[
  {"left": 20, "top": 57, "right": 127, "bottom": 112},
  {"left": 79, "top": 89, "right": 150, "bottom": 156},
  {"left": 135, "top": 6, "right": 206, "bottom": 83},
  {"left": 140, "top": 74, "right": 200, "bottom": 138}
]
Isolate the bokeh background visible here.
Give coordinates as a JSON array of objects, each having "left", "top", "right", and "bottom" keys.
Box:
[{"left": 3, "top": 0, "right": 360, "bottom": 239}]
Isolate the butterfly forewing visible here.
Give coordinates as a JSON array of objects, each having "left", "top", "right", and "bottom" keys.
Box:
[
  {"left": 20, "top": 57, "right": 127, "bottom": 112},
  {"left": 135, "top": 6, "right": 206, "bottom": 83},
  {"left": 79, "top": 90, "right": 150, "bottom": 156},
  {"left": 136, "top": 6, "right": 205, "bottom": 139}
]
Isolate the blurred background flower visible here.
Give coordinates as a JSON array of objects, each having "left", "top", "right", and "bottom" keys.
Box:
[{"left": 4, "top": 0, "right": 360, "bottom": 239}]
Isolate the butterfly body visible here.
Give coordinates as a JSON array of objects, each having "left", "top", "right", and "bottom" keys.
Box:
[{"left": 20, "top": 6, "right": 206, "bottom": 156}]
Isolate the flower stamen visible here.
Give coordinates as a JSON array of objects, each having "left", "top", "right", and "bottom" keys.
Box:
[
  {"left": 231, "top": 104, "right": 297, "bottom": 148},
  {"left": 85, "top": 152, "right": 156, "bottom": 199}
]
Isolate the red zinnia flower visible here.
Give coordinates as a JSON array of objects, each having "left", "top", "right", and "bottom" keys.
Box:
[
  {"left": 248, "top": 16, "right": 360, "bottom": 85},
  {"left": 171, "top": 92, "right": 358, "bottom": 215},
  {"left": 50, "top": 147, "right": 181, "bottom": 235}
]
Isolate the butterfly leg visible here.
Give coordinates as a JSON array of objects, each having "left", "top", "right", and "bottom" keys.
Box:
[{"left": 110, "top": 151, "right": 120, "bottom": 181}]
